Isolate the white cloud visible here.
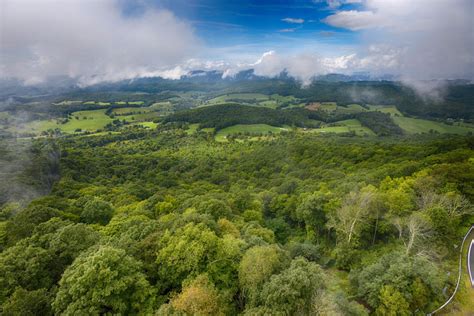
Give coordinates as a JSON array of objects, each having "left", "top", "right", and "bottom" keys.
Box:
[
  {"left": 281, "top": 18, "right": 305, "bottom": 24},
  {"left": 222, "top": 50, "right": 384, "bottom": 85},
  {"left": 322, "top": 0, "right": 474, "bottom": 83},
  {"left": 323, "top": 10, "right": 382, "bottom": 30},
  {"left": 0, "top": 0, "right": 200, "bottom": 84},
  {"left": 314, "top": 0, "right": 363, "bottom": 9},
  {"left": 278, "top": 28, "right": 298, "bottom": 33}
]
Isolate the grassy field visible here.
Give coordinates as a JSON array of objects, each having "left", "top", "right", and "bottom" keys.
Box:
[
  {"left": 57, "top": 109, "right": 113, "bottom": 132},
  {"left": 336, "top": 104, "right": 367, "bottom": 114},
  {"left": 394, "top": 117, "right": 473, "bottom": 135},
  {"left": 215, "top": 124, "right": 288, "bottom": 142},
  {"left": 149, "top": 102, "right": 174, "bottom": 115},
  {"left": 120, "top": 112, "right": 157, "bottom": 122},
  {"left": 14, "top": 109, "right": 113, "bottom": 134},
  {"left": 368, "top": 105, "right": 403, "bottom": 116},
  {"left": 112, "top": 107, "right": 153, "bottom": 115},
  {"left": 258, "top": 100, "right": 279, "bottom": 109},
  {"left": 53, "top": 100, "right": 83, "bottom": 105},
  {"left": 185, "top": 123, "right": 200, "bottom": 135},
  {"left": 82, "top": 101, "right": 111, "bottom": 106},
  {"left": 319, "top": 102, "right": 338, "bottom": 112},
  {"left": 203, "top": 93, "right": 304, "bottom": 109},
  {"left": 130, "top": 121, "right": 158, "bottom": 129},
  {"left": 206, "top": 93, "right": 269, "bottom": 105},
  {"left": 312, "top": 119, "right": 375, "bottom": 136}
]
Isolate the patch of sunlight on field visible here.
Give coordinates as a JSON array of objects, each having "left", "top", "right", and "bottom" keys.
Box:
[
  {"left": 112, "top": 107, "right": 152, "bottom": 115},
  {"left": 394, "top": 117, "right": 473, "bottom": 135},
  {"left": 335, "top": 104, "right": 367, "bottom": 114},
  {"left": 18, "top": 109, "right": 113, "bottom": 134},
  {"left": 185, "top": 124, "right": 199, "bottom": 135},
  {"left": 312, "top": 119, "right": 375, "bottom": 136},
  {"left": 368, "top": 105, "right": 403, "bottom": 116},
  {"left": 206, "top": 93, "right": 269, "bottom": 105},
  {"left": 215, "top": 124, "right": 287, "bottom": 142},
  {"left": 131, "top": 121, "right": 157, "bottom": 129}
]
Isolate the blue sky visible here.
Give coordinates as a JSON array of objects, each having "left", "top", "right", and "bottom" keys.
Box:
[{"left": 122, "top": 0, "right": 361, "bottom": 54}]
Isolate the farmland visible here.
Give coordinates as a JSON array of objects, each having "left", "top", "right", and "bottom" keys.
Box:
[
  {"left": 215, "top": 123, "right": 288, "bottom": 141},
  {"left": 393, "top": 117, "right": 473, "bottom": 135}
]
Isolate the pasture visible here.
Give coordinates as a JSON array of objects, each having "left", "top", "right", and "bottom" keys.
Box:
[
  {"left": 368, "top": 105, "right": 403, "bottom": 116},
  {"left": 393, "top": 117, "right": 473, "bottom": 135},
  {"left": 215, "top": 124, "right": 288, "bottom": 142},
  {"left": 206, "top": 93, "right": 269, "bottom": 105},
  {"left": 312, "top": 119, "right": 375, "bottom": 136}
]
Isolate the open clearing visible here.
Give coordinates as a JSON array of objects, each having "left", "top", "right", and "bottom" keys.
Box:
[
  {"left": 312, "top": 119, "right": 375, "bottom": 136},
  {"left": 335, "top": 104, "right": 367, "bottom": 114},
  {"left": 206, "top": 93, "right": 269, "bottom": 105},
  {"left": 15, "top": 109, "right": 113, "bottom": 134},
  {"left": 112, "top": 107, "right": 153, "bottom": 115},
  {"left": 215, "top": 124, "right": 288, "bottom": 142},
  {"left": 368, "top": 105, "right": 403, "bottom": 116},
  {"left": 394, "top": 117, "right": 473, "bottom": 135}
]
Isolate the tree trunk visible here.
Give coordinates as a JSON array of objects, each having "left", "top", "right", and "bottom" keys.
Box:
[{"left": 372, "top": 214, "right": 379, "bottom": 246}]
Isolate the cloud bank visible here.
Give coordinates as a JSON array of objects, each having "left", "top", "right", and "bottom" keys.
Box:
[
  {"left": 221, "top": 0, "right": 474, "bottom": 95},
  {"left": 324, "top": 0, "right": 474, "bottom": 81},
  {"left": 0, "top": 0, "right": 200, "bottom": 85},
  {"left": 1, "top": 0, "right": 472, "bottom": 91}
]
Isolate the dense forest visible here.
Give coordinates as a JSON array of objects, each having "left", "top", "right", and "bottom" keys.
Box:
[
  {"left": 164, "top": 104, "right": 329, "bottom": 130},
  {"left": 0, "top": 127, "right": 472, "bottom": 315}
]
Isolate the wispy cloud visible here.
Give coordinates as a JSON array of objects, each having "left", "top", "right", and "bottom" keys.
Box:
[
  {"left": 281, "top": 18, "right": 304, "bottom": 24},
  {"left": 313, "top": 0, "right": 363, "bottom": 9},
  {"left": 322, "top": 0, "right": 474, "bottom": 82},
  {"left": 278, "top": 28, "right": 298, "bottom": 33}
]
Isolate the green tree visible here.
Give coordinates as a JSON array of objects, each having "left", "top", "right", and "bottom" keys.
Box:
[
  {"left": 156, "top": 223, "right": 219, "bottom": 289},
  {"left": 258, "top": 257, "right": 325, "bottom": 315},
  {"left": 239, "top": 245, "right": 288, "bottom": 305},
  {"left": 0, "top": 243, "right": 53, "bottom": 303},
  {"left": 295, "top": 191, "right": 328, "bottom": 240},
  {"left": 375, "top": 285, "right": 410, "bottom": 316},
  {"left": 6, "top": 205, "right": 60, "bottom": 245},
  {"left": 2, "top": 287, "right": 52, "bottom": 316},
  {"left": 352, "top": 251, "right": 443, "bottom": 313},
  {"left": 49, "top": 223, "right": 100, "bottom": 264},
  {"left": 79, "top": 197, "right": 114, "bottom": 225},
  {"left": 170, "top": 274, "right": 226, "bottom": 315},
  {"left": 53, "top": 246, "right": 155, "bottom": 315}
]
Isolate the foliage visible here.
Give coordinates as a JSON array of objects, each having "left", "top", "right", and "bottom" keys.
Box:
[
  {"left": 164, "top": 103, "right": 328, "bottom": 130},
  {"left": 52, "top": 246, "right": 155, "bottom": 315},
  {"left": 0, "top": 113, "right": 472, "bottom": 314},
  {"left": 257, "top": 257, "right": 325, "bottom": 315}
]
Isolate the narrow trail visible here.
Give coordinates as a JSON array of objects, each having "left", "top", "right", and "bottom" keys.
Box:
[{"left": 428, "top": 225, "right": 474, "bottom": 315}]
